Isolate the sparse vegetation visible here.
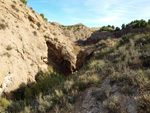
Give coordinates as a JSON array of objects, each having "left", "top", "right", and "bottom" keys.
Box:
[
  {"left": 139, "top": 94, "right": 150, "bottom": 112},
  {"left": 20, "top": 0, "right": 27, "bottom": 5},
  {"left": 61, "top": 24, "right": 84, "bottom": 31},
  {"left": 99, "top": 26, "right": 113, "bottom": 32},
  {"left": 3, "top": 25, "right": 148, "bottom": 112},
  {"left": 124, "top": 19, "right": 149, "bottom": 29},
  {"left": 103, "top": 96, "right": 120, "bottom": 112},
  {"left": 4, "top": 59, "right": 101, "bottom": 113},
  {"left": 67, "top": 26, "right": 71, "bottom": 30},
  {"left": 121, "top": 23, "right": 126, "bottom": 29},
  {"left": 99, "top": 25, "right": 119, "bottom": 32},
  {"left": 148, "top": 19, "right": 150, "bottom": 24},
  {"left": 1, "top": 14, "right": 150, "bottom": 113},
  {"left": 115, "top": 27, "right": 120, "bottom": 31},
  {"left": 132, "top": 19, "right": 148, "bottom": 28},
  {"left": 93, "top": 32, "right": 150, "bottom": 112},
  {"left": 0, "top": 97, "right": 10, "bottom": 112},
  {"left": 40, "top": 13, "right": 48, "bottom": 21},
  {"left": 112, "top": 25, "right": 115, "bottom": 29}
]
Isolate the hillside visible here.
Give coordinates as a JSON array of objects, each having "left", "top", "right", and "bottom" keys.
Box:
[
  {"left": 0, "top": 0, "right": 77, "bottom": 96},
  {"left": 74, "top": 33, "right": 150, "bottom": 113},
  {"left": 1, "top": 32, "right": 150, "bottom": 113},
  {"left": 0, "top": 0, "right": 112, "bottom": 97},
  {"left": 52, "top": 23, "right": 94, "bottom": 42},
  {"left": 0, "top": 0, "right": 150, "bottom": 113}
]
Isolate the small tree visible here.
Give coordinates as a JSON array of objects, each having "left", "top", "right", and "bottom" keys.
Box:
[
  {"left": 121, "top": 24, "right": 126, "bottom": 29},
  {"left": 115, "top": 27, "right": 120, "bottom": 31},
  {"left": 99, "top": 26, "right": 106, "bottom": 32},
  {"left": 20, "top": 0, "right": 27, "bottom": 5},
  {"left": 44, "top": 18, "right": 48, "bottom": 21},
  {"left": 142, "top": 21, "right": 148, "bottom": 28},
  {"left": 40, "top": 14, "right": 44, "bottom": 19},
  {"left": 112, "top": 25, "right": 115, "bottom": 29},
  {"left": 148, "top": 19, "right": 150, "bottom": 24},
  {"left": 141, "top": 21, "right": 145, "bottom": 27},
  {"left": 132, "top": 23, "right": 136, "bottom": 28},
  {"left": 40, "top": 13, "right": 48, "bottom": 21}
]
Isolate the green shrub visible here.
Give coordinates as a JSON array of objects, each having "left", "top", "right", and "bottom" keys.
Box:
[
  {"left": 20, "top": 0, "right": 27, "bottom": 5},
  {"left": 99, "top": 26, "right": 114, "bottom": 32},
  {"left": 103, "top": 96, "right": 120, "bottom": 112},
  {"left": 139, "top": 95, "right": 150, "bottom": 112},
  {"left": 121, "top": 24, "right": 126, "bottom": 29},
  {"left": 115, "top": 27, "right": 120, "bottom": 31},
  {"left": 6, "top": 101, "right": 25, "bottom": 113},
  {"left": 129, "top": 19, "right": 148, "bottom": 28},
  {"left": 13, "top": 71, "right": 66, "bottom": 100},
  {"left": 112, "top": 25, "right": 115, "bottom": 29},
  {"left": 148, "top": 19, "right": 150, "bottom": 24},
  {"left": 0, "top": 97, "right": 10, "bottom": 109},
  {"left": 40, "top": 14, "right": 44, "bottom": 19},
  {"left": 40, "top": 13, "right": 48, "bottom": 21},
  {"left": 67, "top": 26, "right": 71, "bottom": 30},
  {"left": 12, "top": 86, "right": 26, "bottom": 100},
  {"left": 89, "top": 75, "right": 100, "bottom": 84},
  {"left": 99, "top": 27, "right": 106, "bottom": 32}
]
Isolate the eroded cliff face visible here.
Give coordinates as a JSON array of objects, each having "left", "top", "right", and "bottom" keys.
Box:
[
  {"left": 46, "top": 39, "right": 76, "bottom": 75},
  {"left": 0, "top": 0, "right": 76, "bottom": 96},
  {"left": 0, "top": 0, "right": 118, "bottom": 96}
]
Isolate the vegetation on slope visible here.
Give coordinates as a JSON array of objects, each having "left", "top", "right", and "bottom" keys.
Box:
[
  {"left": 20, "top": 0, "right": 27, "bottom": 5},
  {"left": 0, "top": 0, "right": 148, "bottom": 112},
  {"left": 93, "top": 32, "right": 150, "bottom": 112},
  {"left": 1, "top": 32, "right": 150, "bottom": 113},
  {"left": 40, "top": 14, "right": 48, "bottom": 21},
  {"left": 99, "top": 19, "right": 150, "bottom": 33},
  {"left": 59, "top": 24, "right": 85, "bottom": 32},
  {"left": 123, "top": 19, "right": 150, "bottom": 29},
  {"left": 1, "top": 64, "right": 100, "bottom": 112},
  {"left": 99, "top": 25, "right": 117, "bottom": 32}
]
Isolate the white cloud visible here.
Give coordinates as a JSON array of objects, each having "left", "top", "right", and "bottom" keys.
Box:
[
  {"left": 81, "top": 0, "right": 150, "bottom": 26},
  {"left": 31, "top": 0, "right": 150, "bottom": 27}
]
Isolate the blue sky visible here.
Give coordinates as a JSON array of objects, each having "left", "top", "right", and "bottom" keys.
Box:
[{"left": 27, "top": 0, "right": 150, "bottom": 27}]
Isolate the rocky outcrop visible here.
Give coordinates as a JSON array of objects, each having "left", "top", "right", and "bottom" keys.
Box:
[
  {"left": 76, "top": 47, "right": 95, "bottom": 70},
  {"left": 74, "top": 77, "right": 138, "bottom": 113},
  {"left": 57, "top": 23, "right": 99, "bottom": 42},
  {"left": 112, "top": 25, "right": 148, "bottom": 38},
  {"left": 0, "top": 0, "right": 76, "bottom": 96},
  {"left": 76, "top": 39, "right": 118, "bottom": 70},
  {"left": 76, "top": 31, "right": 115, "bottom": 45},
  {"left": 46, "top": 39, "right": 76, "bottom": 75},
  {"left": 75, "top": 26, "right": 148, "bottom": 46},
  {"left": 0, "top": 0, "right": 119, "bottom": 96}
]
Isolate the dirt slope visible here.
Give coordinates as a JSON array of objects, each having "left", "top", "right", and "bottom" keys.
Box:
[{"left": 0, "top": 0, "right": 76, "bottom": 96}]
